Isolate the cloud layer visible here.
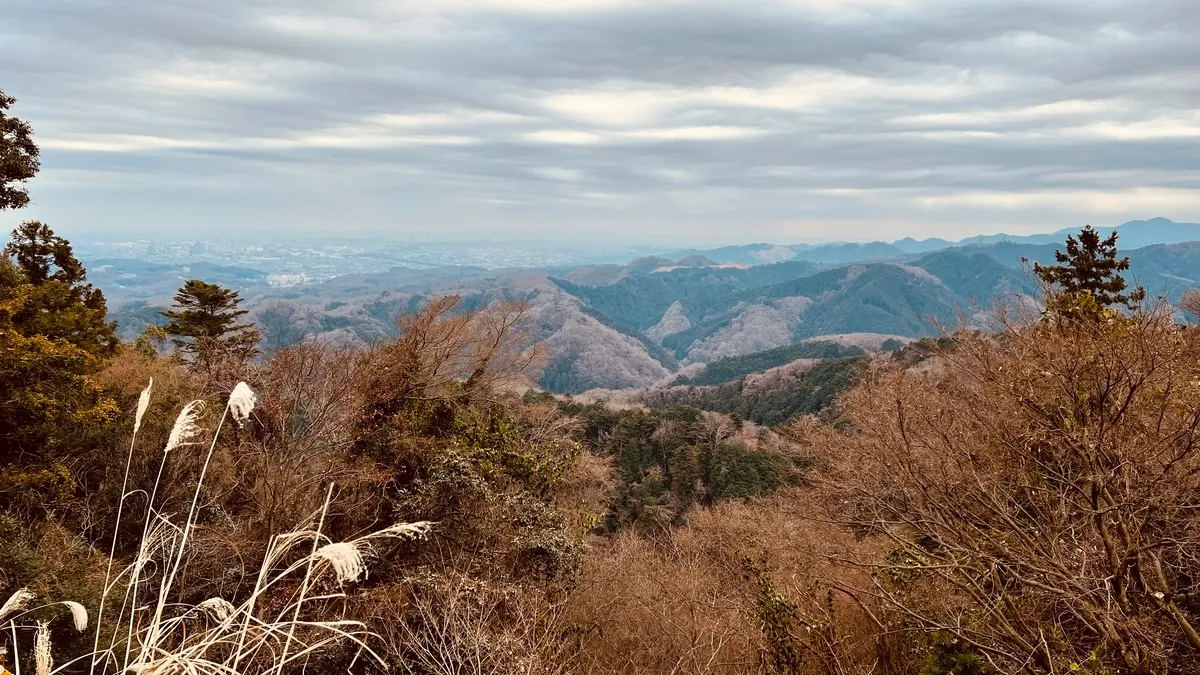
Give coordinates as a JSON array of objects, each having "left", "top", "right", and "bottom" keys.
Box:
[{"left": 2, "top": 0, "right": 1197, "bottom": 241}]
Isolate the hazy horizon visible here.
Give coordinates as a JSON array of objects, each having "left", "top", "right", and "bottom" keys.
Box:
[{"left": 3, "top": 0, "right": 1197, "bottom": 241}]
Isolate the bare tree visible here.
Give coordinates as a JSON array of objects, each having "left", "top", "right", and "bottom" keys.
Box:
[
  {"left": 802, "top": 303, "right": 1200, "bottom": 672},
  {"left": 356, "top": 296, "right": 543, "bottom": 431}
]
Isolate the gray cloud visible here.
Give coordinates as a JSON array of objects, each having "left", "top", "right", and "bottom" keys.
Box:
[{"left": 1, "top": 0, "right": 1197, "bottom": 242}]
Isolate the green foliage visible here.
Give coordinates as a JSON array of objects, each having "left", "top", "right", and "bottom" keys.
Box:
[
  {"left": 162, "top": 279, "right": 262, "bottom": 368},
  {"left": 918, "top": 631, "right": 992, "bottom": 675},
  {"left": 674, "top": 340, "right": 864, "bottom": 386},
  {"left": 374, "top": 394, "right": 585, "bottom": 581},
  {"left": 706, "top": 443, "right": 791, "bottom": 501},
  {"left": 914, "top": 250, "right": 1034, "bottom": 299},
  {"left": 0, "top": 89, "right": 40, "bottom": 211},
  {"left": 743, "top": 557, "right": 805, "bottom": 674},
  {"left": 0, "top": 462, "right": 73, "bottom": 513},
  {"left": 1033, "top": 226, "right": 1146, "bottom": 315},
  {"left": 1, "top": 227, "right": 119, "bottom": 508},
  {"left": 563, "top": 403, "right": 798, "bottom": 528},
  {"left": 3, "top": 221, "right": 118, "bottom": 355},
  {"left": 657, "top": 264, "right": 977, "bottom": 358}
]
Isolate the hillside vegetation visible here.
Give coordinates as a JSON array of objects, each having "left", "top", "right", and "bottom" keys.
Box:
[{"left": 10, "top": 92, "right": 1200, "bottom": 674}]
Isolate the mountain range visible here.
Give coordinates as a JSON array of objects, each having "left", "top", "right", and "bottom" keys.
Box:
[
  {"left": 99, "top": 217, "right": 1200, "bottom": 398},
  {"left": 665, "top": 217, "right": 1200, "bottom": 265}
]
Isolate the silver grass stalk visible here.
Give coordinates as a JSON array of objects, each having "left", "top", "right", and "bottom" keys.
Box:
[
  {"left": 228, "top": 381, "right": 257, "bottom": 426},
  {"left": 132, "top": 378, "right": 153, "bottom": 436},
  {"left": 34, "top": 622, "right": 50, "bottom": 675},
  {"left": 164, "top": 400, "right": 205, "bottom": 452},
  {"left": 60, "top": 601, "right": 88, "bottom": 632},
  {"left": 93, "top": 378, "right": 153, "bottom": 675},
  {"left": 0, "top": 589, "right": 35, "bottom": 621}
]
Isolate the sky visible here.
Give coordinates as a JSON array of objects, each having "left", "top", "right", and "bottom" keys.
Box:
[{"left": 2, "top": 0, "right": 1198, "bottom": 244}]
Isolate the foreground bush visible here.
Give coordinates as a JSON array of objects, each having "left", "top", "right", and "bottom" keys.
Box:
[{"left": 805, "top": 304, "right": 1200, "bottom": 672}]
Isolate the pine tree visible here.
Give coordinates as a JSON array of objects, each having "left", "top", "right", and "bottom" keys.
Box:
[
  {"left": 0, "top": 94, "right": 120, "bottom": 513},
  {"left": 3, "top": 220, "right": 118, "bottom": 355},
  {"left": 1032, "top": 226, "right": 1146, "bottom": 317},
  {"left": 162, "top": 279, "right": 261, "bottom": 371},
  {"left": 1, "top": 235, "right": 117, "bottom": 510},
  {"left": 0, "top": 89, "right": 40, "bottom": 211}
]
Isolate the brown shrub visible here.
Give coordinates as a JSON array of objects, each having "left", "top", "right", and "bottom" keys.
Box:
[
  {"left": 803, "top": 306, "right": 1200, "bottom": 672},
  {"left": 561, "top": 496, "right": 892, "bottom": 675}
]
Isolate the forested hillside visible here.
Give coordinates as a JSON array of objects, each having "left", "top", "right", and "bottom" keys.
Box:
[{"left": 9, "top": 107, "right": 1200, "bottom": 673}]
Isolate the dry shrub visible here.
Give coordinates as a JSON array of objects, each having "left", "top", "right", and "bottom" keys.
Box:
[
  {"left": 804, "top": 305, "right": 1200, "bottom": 672},
  {"left": 358, "top": 296, "right": 543, "bottom": 424},
  {"left": 239, "top": 343, "right": 381, "bottom": 535},
  {"left": 1182, "top": 289, "right": 1200, "bottom": 320},
  {"left": 363, "top": 572, "right": 573, "bottom": 675},
  {"left": 561, "top": 496, "right": 889, "bottom": 675}
]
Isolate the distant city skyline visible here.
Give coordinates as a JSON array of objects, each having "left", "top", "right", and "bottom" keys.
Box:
[{"left": 3, "top": 0, "right": 1197, "bottom": 241}]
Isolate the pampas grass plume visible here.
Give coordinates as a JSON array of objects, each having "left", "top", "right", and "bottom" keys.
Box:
[
  {"left": 0, "top": 588, "right": 35, "bottom": 621},
  {"left": 369, "top": 521, "right": 435, "bottom": 542},
  {"left": 133, "top": 377, "right": 153, "bottom": 436},
  {"left": 228, "top": 381, "right": 257, "bottom": 425},
  {"left": 61, "top": 601, "right": 88, "bottom": 632},
  {"left": 196, "top": 598, "right": 236, "bottom": 622},
  {"left": 165, "top": 400, "right": 205, "bottom": 452},
  {"left": 315, "top": 542, "right": 367, "bottom": 583},
  {"left": 34, "top": 621, "right": 51, "bottom": 675}
]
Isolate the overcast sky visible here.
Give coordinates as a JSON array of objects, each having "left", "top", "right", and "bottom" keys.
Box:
[{"left": 2, "top": 0, "right": 1197, "bottom": 243}]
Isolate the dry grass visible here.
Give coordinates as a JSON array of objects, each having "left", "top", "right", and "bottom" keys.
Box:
[{"left": 1, "top": 382, "right": 433, "bottom": 675}]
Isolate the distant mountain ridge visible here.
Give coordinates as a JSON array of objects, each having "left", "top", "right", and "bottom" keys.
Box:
[
  {"left": 664, "top": 217, "right": 1200, "bottom": 267},
  {"left": 97, "top": 218, "right": 1200, "bottom": 398}
]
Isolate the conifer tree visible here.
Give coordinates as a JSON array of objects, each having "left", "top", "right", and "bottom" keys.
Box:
[
  {"left": 0, "top": 96, "right": 117, "bottom": 509},
  {"left": 162, "top": 279, "right": 261, "bottom": 370},
  {"left": 0, "top": 89, "right": 39, "bottom": 210},
  {"left": 3, "top": 220, "right": 117, "bottom": 354},
  {"left": 1032, "top": 225, "right": 1146, "bottom": 317}
]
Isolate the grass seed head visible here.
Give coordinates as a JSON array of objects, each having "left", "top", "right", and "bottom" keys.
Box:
[
  {"left": 165, "top": 400, "right": 205, "bottom": 452},
  {"left": 133, "top": 377, "right": 153, "bottom": 436},
  {"left": 0, "top": 589, "right": 35, "bottom": 621},
  {"left": 228, "top": 381, "right": 258, "bottom": 426},
  {"left": 316, "top": 542, "right": 367, "bottom": 583}
]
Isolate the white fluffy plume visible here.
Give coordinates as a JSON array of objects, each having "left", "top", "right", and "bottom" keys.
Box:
[
  {"left": 35, "top": 621, "right": 51, "bottom": 675},
  {"left": 228, "top": 382, "right": 257, "bottom": 426},
  {"left": 315, "top": 542, "right": 367, "bottom": 584},
  {"left": 0, "top": 588, "right": 35, "bottom": 621},
  {"left": 165, "top": 400, "right": 205, "bottom": 452},
  {"left": 364, "top": 521, "right": 435, "bottom": 543},
  {"left": 133, "top": 377, "right": 153, "bottom": 436},
  {"left": 196, "top": 597, "right": 237, "bottom": 622},
  {"left": 60, "top": 601, "right": 88, "bottom": 632}
]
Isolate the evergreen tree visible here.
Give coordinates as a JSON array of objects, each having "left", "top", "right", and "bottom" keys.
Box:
[
  {"left": 0, "top": 89, "right": 40, "bottom": 211},
  {"left": 0, "top": 93, "right": 119, "bottom": 513},
  {"left": 3, "top": 220, "right": 118, "bottom": 354},
  {"left": 1032, "top": 226, "right": 1146, "bottom": 315},
  {"left": 162, "top": 279, "right": 261, "bottom": 370},
  {"left": 1, "top": 242, "right": 117, "bottom": 511}
]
